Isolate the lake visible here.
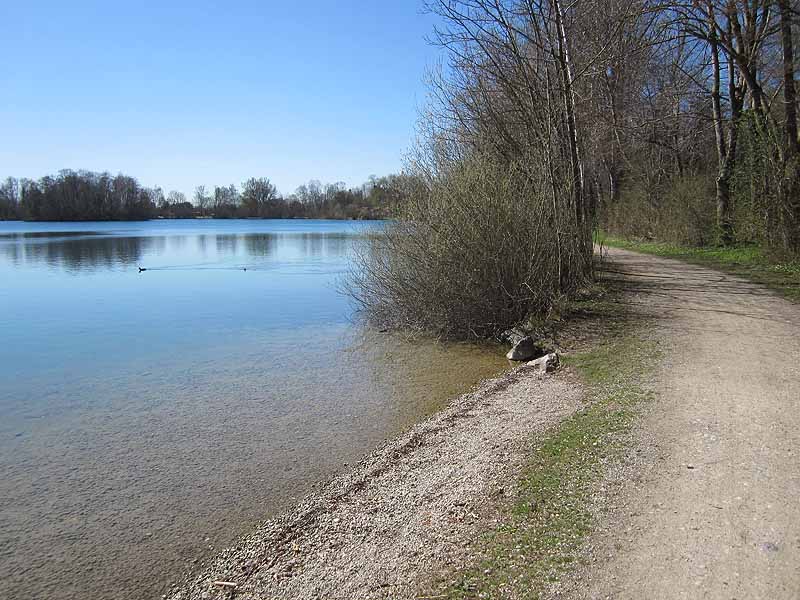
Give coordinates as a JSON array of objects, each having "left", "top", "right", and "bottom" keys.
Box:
[{"left": 0, "top": 219, "right": 508, "bottom": 599}]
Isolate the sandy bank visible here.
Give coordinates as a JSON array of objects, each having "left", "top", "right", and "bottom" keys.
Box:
[{"left": 165, "top": 362, "right": 585, "bottom": 599}]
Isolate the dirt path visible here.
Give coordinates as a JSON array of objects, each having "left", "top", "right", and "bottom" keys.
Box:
[{"left": 561, "top": 248, "right": 800, "bottom": 599}]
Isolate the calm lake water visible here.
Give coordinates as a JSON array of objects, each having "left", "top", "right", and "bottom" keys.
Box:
[{"left": 0, "top": 219, "right": 508, "bottom": 599}]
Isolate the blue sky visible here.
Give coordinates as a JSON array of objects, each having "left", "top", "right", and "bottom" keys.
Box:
[{"left": 0, "top": 1, "right": 440, "bottom": 196}]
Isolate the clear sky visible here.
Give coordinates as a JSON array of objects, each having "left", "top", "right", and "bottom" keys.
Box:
[{"left": 0, "top": 1, "right": 440, "bottom": 196}]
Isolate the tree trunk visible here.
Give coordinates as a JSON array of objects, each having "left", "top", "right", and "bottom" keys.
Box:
[
  {"left": 708, "top": 6, "right": 735, "bottom": 245},
  {"left": 778, "top": 0, "right": 799, "bottom": 158},
  {"left": 716, "top": 166, "right": 734, "bottom": 246},
  {"left": 553, "top": 0, "right": 585, "bottom": 228},
  {"left": 778, "top": 0, "right": 800, "bottom": 250},
  {"left": 609, "top": 167, "right": 621, "bottom": 205}
]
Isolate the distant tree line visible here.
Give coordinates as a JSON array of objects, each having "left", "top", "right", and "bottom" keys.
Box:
[
  {"left": 0, "top": 170, "right": 413, "bottom": 221},
  {"left": 0, "top": 172, "right": 156, "bottom": 221}
]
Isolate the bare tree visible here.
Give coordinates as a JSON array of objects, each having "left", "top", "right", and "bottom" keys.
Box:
[{"left": 193, "top": 185, "right": 210, "bottom": 215}]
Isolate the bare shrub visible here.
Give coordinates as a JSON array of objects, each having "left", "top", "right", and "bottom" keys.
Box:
[
  {"left": 346, "top": 0, "right": 603, "bottom": 340},
  {"left": 603, "top": 176, "right": 716, "bottom": 246},
  {"left": 347, "top": 154, "right": 591, "bottom": 340}
]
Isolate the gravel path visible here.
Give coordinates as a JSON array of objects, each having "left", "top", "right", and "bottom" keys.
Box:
[
  {"left": 167, "top": 364, "right": 585, "bottom": 599},
  {"left": 556, "top": 248, "right": 800, "bottom": 599}
]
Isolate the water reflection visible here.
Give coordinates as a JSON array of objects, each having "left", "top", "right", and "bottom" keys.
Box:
[
  {"left": 214, "top": 233, "right": 239, "bottom": 255},
  {"left": 244, "top": 233, "right": 276, "bottom": 257},
  {"left": 298, "top": 231, "right": 350, "bottom": 257},
  {"left": 0, "top": 230, "right": 353, "bottom": 272},
  {"left": 0, "top": 235, "right": 148, "bottom": 271}
]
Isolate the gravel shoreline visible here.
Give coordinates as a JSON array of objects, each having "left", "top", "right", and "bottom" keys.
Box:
[{"left": 165, "top": 363, "right": 585, "bottom": 600}]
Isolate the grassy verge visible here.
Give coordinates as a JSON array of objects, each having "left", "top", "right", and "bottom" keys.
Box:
[
  {"left": 599, "top": 234, "right": 800, "bottom": 303},
  {"left": 434, "top": 291, "right": 659, "bottom": 599}
]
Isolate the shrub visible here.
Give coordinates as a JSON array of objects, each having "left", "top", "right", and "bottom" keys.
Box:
[
  {"left": 346, "top": 154, "right": 591, "bottom": 340},
  {"left": 602, "top": 176, "right": 716, "bottom": 246}
]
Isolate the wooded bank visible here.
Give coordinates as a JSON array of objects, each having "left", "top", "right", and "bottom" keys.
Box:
[{"left": 350, "top": 0, "right": 800, "bottom": 341}]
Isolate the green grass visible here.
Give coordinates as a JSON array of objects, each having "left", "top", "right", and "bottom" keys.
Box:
[
  {"left": 435, "top": 297, "right": 659, "bottom": 600},
  {"left": 599, "top": 234, "right": 800, "bottom": 303}
]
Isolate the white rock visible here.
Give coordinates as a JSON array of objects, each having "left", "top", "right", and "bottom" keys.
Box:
[{"left": 527, "top": 352, "right": 559, "bottom": 373}]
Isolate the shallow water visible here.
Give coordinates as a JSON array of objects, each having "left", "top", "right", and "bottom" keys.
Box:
[{"left": 0, "top": 219, "right": 508, "bottom": 599}]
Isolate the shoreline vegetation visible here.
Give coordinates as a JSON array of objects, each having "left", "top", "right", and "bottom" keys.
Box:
[
  {"left": 0, "top": 170, "right": 414, "bottom": 222},
  {"left": 344, "top": 0, "right": 800, "bottom": 346}
]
